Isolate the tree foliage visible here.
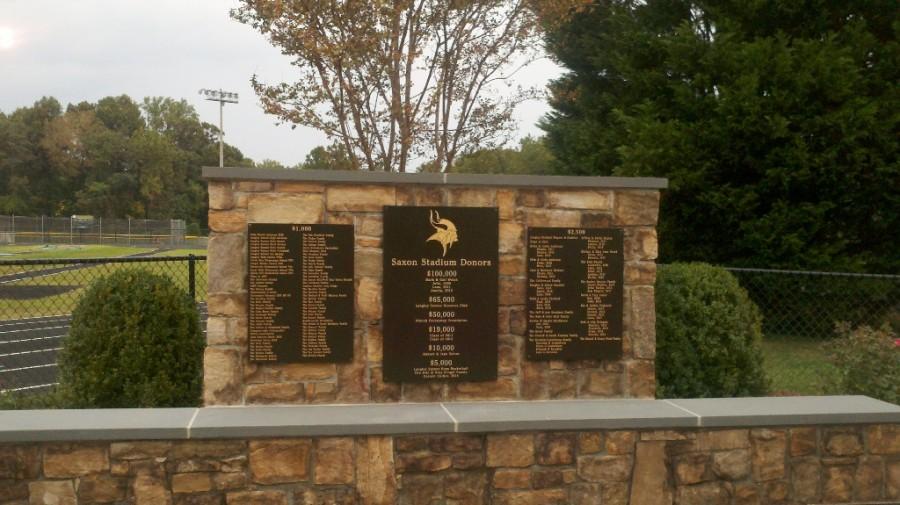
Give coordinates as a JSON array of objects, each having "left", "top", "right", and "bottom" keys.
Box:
[
  {"left": 0, "top": 95, "right": 252, "bottom": 227},
  {"left": 542, "top": 0, "right": 899, "bottom": 272},
  {"left": 298, "top": 142, "right": 356, "bottom": 171},
  {"left": 417, "top": 135, "right": 556, "bottom": 174},
  {"left": 233, "top": 0, "right": 582, "bottom": 172}
]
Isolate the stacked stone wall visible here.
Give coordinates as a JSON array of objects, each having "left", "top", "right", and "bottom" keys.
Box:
[
  {"left": 3, "top": 424, "right": 899, "bottom": 504},
  {"left": 204, "top": 179, "right": 660, "bottom": 405}
]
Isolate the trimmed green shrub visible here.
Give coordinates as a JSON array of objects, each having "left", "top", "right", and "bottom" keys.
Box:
[
  {"left": 656, "top": 263, "right": 768, "bottom": 398},
  {"left": 824, "top": 324, "right": 899, "bottom": 404},
  {"left": 57, "top": 268, "right": 203, "bottom": 407}
]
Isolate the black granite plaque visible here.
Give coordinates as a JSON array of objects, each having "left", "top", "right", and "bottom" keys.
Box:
[
  {"left": 248, "top": 223, "right": 354, "bottom": 363},
  {"left": 382, "top": 206, "right": 498, "bottom": 382},
  {"left": 527, "top": 227, "right": 623, "bottom": 360}
]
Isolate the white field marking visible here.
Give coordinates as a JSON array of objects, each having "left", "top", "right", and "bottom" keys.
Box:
[
  {"left": 0, "top": 314, "right": 69, "bottom": 324},
  {"left": 1, "top": 382, "right": 58, "bottom": 393},
  {"left": 0, "top": 362, "right": 56, "bottom": 373},
  {"left": 0, "top": 264, "right": 89, "bottom": 285},
  {"left": 0, "top": 306, "right": 202, "bottom": 330},
  {"left": 0, "top": 346, "right": 62, "bottom": 358},
  {"left": 0, "top": 334, "right": 65, "bottom": 345},
  {"left": 0, "top": 329, "right": 202, "bottom": 341},
  {"left": 0, "top": 272, "right": 65, "bottom": 285},
  {"left": 0, "top": 325, "right": 68, "bottom": 335},
  {"left": 0, "top": 322, "right": 70, "bottom": 330}
]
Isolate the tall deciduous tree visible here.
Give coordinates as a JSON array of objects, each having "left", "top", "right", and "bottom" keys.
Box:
[
  {"left": 0, "top": 95, "right": 253, "bottom": 227},
  {"left": 233, "top": 0, "right": 576, "bottom": 172},
  {"left": 542, "top": 0, "right": 899, "bottom": 272}
]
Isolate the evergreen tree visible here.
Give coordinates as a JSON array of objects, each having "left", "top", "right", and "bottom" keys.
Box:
[{"left": 542, "top": 0, "right": 899, "bottom": 272}]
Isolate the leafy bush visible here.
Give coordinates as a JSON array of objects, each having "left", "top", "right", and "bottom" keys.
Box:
[
  {"left": 824, "top": 324, "right": 899, "bottom": 404},
  {"left": 57, "top": 268, "right": 204, "bottom": 407},
  {"left": 656, "top": 263, "right": 768, "bottom": 398}
]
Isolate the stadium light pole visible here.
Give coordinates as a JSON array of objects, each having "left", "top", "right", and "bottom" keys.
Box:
[{"left": 199, "top": 89, "right": 239, "bottom": 167}]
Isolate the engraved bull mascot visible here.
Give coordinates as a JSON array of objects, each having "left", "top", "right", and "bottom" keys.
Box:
[{"left": 426, "top": 210, "right": 458, "bottom": 257}]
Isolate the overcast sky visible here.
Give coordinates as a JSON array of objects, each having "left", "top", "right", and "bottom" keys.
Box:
[{"left": 0, "top": 0, "right": 561, "bottom": 167}]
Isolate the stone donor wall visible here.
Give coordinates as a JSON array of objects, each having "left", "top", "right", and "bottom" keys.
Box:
[
  {"left": 4, "top": 424, "right": 900, "bottom": 505},
  {"left": 202, "top": 168, "right": 664, "bottom": 405}
]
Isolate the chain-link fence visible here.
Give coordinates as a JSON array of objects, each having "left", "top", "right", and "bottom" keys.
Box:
[
  {"left": 0, "top": 256, "right": 207, "bottom": 393},
  {"left": 3, "top": 257, "right": 895, "bottom": 395},
  {"left": 0, "top": 215, "right": 208, "bottom": 248},
  {"left": 726, "top": 267, "right": 900, "bottom": 340}
]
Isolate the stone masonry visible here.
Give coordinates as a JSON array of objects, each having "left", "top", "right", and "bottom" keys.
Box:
[
  {"left": 203, "top": 176, "right": 661, "bottom": 405},
  {"left": 3, "top": 424, "right": 899, "bottom": 504}
]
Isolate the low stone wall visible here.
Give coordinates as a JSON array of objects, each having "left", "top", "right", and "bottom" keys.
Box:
[
  {"left": 4, "top": 424, "right": 900, "bottom": 505},
  {"left": 2, "top": 396, "right": 899, "bottom": 504},
  {"left": 202, "top": 168, "right": 666, "bottom": 406}
]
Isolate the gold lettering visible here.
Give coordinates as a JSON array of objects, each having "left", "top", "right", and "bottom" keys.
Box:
[
  {"left": 460, "top": 258, "right": 492, "bottom": 267},
  {"left": 421, "top": 258, "right": 458, "bottom": 267}
]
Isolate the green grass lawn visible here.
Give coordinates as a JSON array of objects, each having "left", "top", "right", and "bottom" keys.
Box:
[
  {"left": 0, "top": 244, "right": 152, "bottom": 260},
  {"left": 761, "top": 337, "right": 835, "bottom": 395}
]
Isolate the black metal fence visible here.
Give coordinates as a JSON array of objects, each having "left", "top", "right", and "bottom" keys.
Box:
[
  {"left": 726, "top": 267, "right": 900, "bottom": 340},
  {"left": 0, "top": 256, "right": 207, "bottom": 393}
]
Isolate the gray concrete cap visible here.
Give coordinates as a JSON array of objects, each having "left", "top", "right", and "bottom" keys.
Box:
[
  {"left": 444, "top": 399, "right": 699, "bottom": 432},
  {"left": 202, "top": 167, "right": 668, "bottom": 190},
  {"left": 0, "top": 408, "right": 196, "bottom": 442},
  {"left": 1, "top": 397, "right": 897, "bottom": 442},
  {"left": 189, "top": 403, "right": 454, "bottom": 439},
  {"left": 668, "top": 395, "right": 900, "bottom": 427}
]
